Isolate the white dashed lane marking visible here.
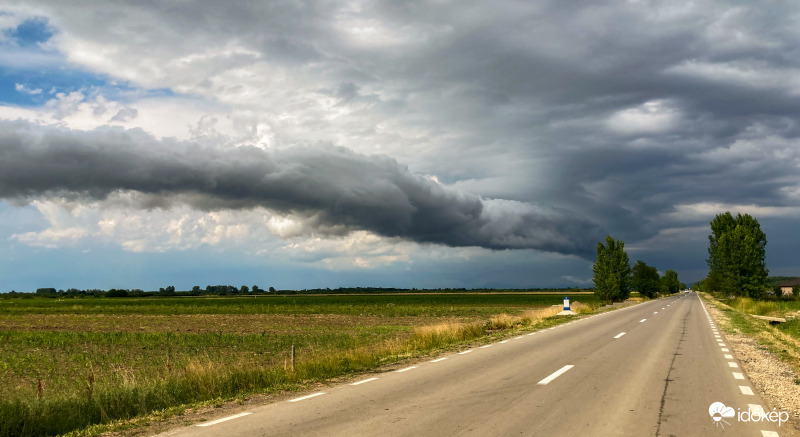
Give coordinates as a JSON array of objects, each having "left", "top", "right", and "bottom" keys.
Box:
[
  {"left": 459, "top": 350, "right": 473, "bottom": 355},
  {"left": 351, "top": 377, "right": 378, "bottom": 386},
  {"left": 740, "top": 386, "right": 754, "bottom": 395},
  {"left": 733, "top": 372, "right": 745, "bottom": 380},
  {"left": 640, "top": 319, "right": 647, "bottom": 322},
  {"left": 537, "top": 365, "right": 575, "bottom": 385},
  {"left": 613, "top": 332, "right": 626, "bottom": 339},
  {"left": 395, "top": 366, "right": 418, "bottom": 373},
  {"left": 289, "top": 392, "right": 326, "bottom": 403},
  {"left": 430, "top": 357, "right": 448, "bottom": 363},
  {"left": 196, "top": 412, "right": 252, "bottom": 427}
]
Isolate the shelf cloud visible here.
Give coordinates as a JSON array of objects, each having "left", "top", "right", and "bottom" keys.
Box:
[{"left": 0, "top": 121, "right": 603, "bottom": 257}]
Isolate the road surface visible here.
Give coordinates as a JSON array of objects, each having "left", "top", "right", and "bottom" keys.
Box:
[{"left": 156, "top": 293, "right": 785, "bottom": 436}]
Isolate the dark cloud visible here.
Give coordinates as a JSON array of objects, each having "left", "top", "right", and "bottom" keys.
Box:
[
  {"left": 4, "top": 0, "right": 800, "bottom": 286},
  {"left": 0, "top": 120, "right": 604, "bottom": 257}
]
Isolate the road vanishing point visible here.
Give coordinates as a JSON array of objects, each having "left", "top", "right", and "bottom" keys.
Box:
[{"left": 156, "top": 293, "right": 783, "bottom": 436}]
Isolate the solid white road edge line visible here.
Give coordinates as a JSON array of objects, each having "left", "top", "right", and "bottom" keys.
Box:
[
  {"left": 288, "top": 392, "right": 326, "bottom": 403},
  {"left": 196, "top": 412, "right": 252, "bottom": 427},
  {"left": 351, "top": 377, "right": 379, "bottom": 385},
  {"left": 537, "top": 365, "right": 575, "bottom": 385}
]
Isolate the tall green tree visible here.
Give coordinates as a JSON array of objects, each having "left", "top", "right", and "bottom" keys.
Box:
[
  {"left": 660, "top": 269, "right": 680, "bottom": 295},
  {"left": 632, "top": 260, "right": 660, "bottom": 298},
  {"left": 593, "top": 236, "right": 631, "bottom": 304},
  {"left": 706, "top": 212, "right": 768, "bottom": 298}
]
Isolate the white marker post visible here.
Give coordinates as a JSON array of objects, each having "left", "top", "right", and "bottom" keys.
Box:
[{"left": 558, "top": 296, "right": 575, "bottom": 315}]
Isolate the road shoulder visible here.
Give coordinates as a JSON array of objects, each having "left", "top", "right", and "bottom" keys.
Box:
[{"left": 703, "top": 293, "right": 800, "bottom": 436}]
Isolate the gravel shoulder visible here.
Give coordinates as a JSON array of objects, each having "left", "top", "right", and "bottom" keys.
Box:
[{"left": 705, "top": 295, "right": 800, "bottom": 436}]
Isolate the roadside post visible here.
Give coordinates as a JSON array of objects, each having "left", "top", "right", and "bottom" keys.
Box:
[{"left": 558, "top": 296, "right": 575, "bottom": 315}]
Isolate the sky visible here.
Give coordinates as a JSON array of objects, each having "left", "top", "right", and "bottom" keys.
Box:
[{"left": 0, "top": 1, "right": 799, "bottom": 292}]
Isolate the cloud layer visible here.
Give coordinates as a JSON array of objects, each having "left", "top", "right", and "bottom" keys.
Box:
[
  {"left": 0, "top": 121, "right": 603, "bottom": 257},
  {"left": 2, "top": 0, "right": 800, "bottom": 288}
]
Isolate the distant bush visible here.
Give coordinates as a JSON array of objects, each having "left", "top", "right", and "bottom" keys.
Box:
[{"left": 105, "top": 289, "right": 129, "bottom": 298}]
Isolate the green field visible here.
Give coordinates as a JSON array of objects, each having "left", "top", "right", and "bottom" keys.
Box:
[{"left": 0, "top": 293, "right": 599, "bottom": 436}]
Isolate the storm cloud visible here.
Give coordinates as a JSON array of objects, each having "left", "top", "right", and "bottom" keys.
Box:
[
  {"left": 0, "top": 121, "right": 603, "bottom": 257},
  {"left": 2, "top": 0, "right": 800, "bottom": 289}
]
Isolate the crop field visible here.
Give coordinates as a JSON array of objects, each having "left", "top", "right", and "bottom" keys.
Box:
[{"left": 0, "top": 293, "right": 598, "bottom": 436}]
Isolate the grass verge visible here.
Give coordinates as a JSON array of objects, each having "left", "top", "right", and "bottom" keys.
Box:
[{"left": 701, "top": 293, "right": 800, "bottom": 373}]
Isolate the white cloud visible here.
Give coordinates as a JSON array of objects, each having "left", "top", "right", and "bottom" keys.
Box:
[
  {"left": 8, "top": 194, "right": 423, "bottom": 270},
  {"left": 12, "top": 226, "right": 87, "bottom": 248},
  {"left": 606, "top": 100, "right": 681, "bottom": 135},
  {"left": 665, "top": 203, "right": 800, "bottom": 221},
  {"left": 15, "top": 83, "right": 43, "bottom": 95}
]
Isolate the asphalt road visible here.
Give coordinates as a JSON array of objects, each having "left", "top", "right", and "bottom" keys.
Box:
[{"left": 157, "top": 293, "right": 785, "bottom": 436}]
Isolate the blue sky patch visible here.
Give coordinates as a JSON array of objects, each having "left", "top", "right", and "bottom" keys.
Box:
[
  {"left": 0, "top": 15, "right": 174, "bottom": 108},
  {"left": 5, "top": 16, "right": 53, "bottom": 48}
]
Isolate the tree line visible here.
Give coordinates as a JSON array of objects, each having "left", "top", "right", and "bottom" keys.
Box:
[
  {"left": 0, "top": 286, "right": 595, "bottom": 299},
  {"left": 592, "top": 236, "right": 683, "bottom": 304},
  {"left": 595, "top": 211, "right": 773, "bottom": 303}
]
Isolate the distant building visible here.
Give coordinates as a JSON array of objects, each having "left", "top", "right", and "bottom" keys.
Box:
[{"left": 776, "top": 278, "right": 800, "bottom": 296}]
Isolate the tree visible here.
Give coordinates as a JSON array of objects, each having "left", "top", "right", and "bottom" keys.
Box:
[
  {"left": 660, "top": 269, "right": 680, "bottom": 295},
  {"left": 36, "top": 288, "right": 57, "bottom": 297},
  {"left": 632, "top": 260, "right": 660, "bottom": 298},
  {"left": 592, "top": 236, "right": 631, "bottom": 304},
  {"left": 707, "top": 212, "right": 768, "bottom": 298}
]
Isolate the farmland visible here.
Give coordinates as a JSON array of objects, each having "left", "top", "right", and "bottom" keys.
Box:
[{"left": 0, "top": 292, "right": 599, "bottom": 436}]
